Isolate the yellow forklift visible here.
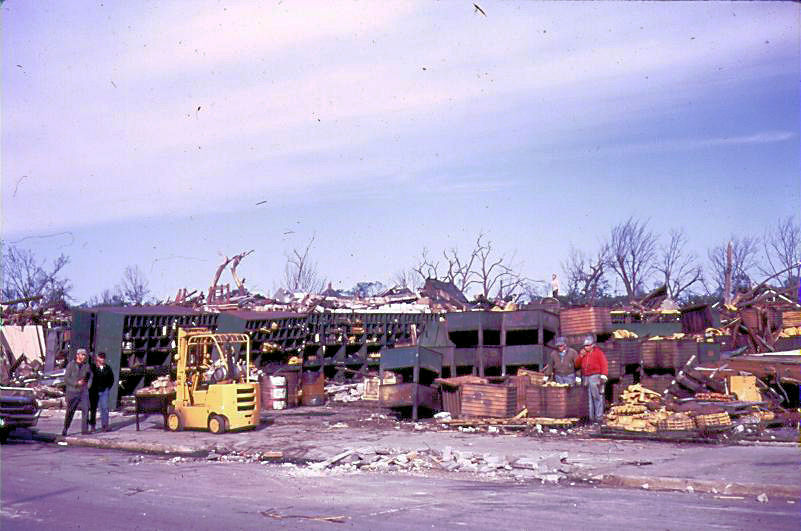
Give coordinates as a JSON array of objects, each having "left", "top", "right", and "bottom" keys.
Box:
[{"left": 166, "top": 328, "right": 260, "bottom": 434}]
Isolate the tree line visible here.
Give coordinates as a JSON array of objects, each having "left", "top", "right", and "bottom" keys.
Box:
[
  {"left": 561, "top": 216, "right": 800, "bottom": 305},
  {"left": 2, "top": 215, "right": 798, "bottom": 309}
]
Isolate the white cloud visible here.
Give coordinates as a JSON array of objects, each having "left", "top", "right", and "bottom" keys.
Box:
[
  {"left": 602, "top": 130, "right": 797, "bottom": 155},
  {"left": 2, "top": 2, "right": 798, "bottom": 235}
]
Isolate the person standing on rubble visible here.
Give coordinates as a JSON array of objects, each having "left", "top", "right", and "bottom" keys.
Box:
[
  {"left": 63, "top": 348, "right": 93, "bottom": 436},
  {"left": 575, "top": 336, "right": 608, "bottom": 423},
  {"left": 89, "top": 352, "right": 114, "bottom": 432},
  {"left": 544, "top": 337, "right": 578, "bottom": 385}
]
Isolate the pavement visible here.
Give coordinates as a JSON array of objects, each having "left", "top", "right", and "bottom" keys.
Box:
[
  {"left": 5, "top": 443, "right": 799, "bottom": 530},
  {"left": 14, "top": 403, "right": 801, "bottom": 500}
]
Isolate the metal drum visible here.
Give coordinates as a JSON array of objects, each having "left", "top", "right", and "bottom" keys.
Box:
[
  {"left": 300, "top": 370, "right": 326, "bottom": 406},
  {"left": 260, "top": 375, "right": 287, "bottom": 410}
]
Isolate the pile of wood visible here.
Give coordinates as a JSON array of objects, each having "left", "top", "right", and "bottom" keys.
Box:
[{"left": 604, "top": 385, "right": 664, "bottom": 432}]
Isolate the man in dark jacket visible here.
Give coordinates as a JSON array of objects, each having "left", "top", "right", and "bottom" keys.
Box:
[
  {"left": 544, "top": 337, "right": 578, "bottom": 385},
  {"left": 89, "top": 352, "right": 115, "bottom": 432},
  {"left": 63, "top": 349, "right": 93, "bottom": 436}
]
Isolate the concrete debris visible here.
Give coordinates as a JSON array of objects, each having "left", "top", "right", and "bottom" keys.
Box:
[
  {"left": 756, "top": 493, "right": 769, "bottom": 503},
  {"left": 327, "top": 383, "right": 365, "bottom": 403},
  {"left": 272, "top": 446, "right": 576, "bottom": 482}
]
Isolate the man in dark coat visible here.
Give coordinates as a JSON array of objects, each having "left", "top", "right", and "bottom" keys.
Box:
[
  {"left": 89, "top": 352, "right": 115, "bottom": 432},
  {"left": 544, "top": 337, "right": 579, "bottom": 385},
  {"left": 63, "top": 349, "right": 93, "bottom": 436}
]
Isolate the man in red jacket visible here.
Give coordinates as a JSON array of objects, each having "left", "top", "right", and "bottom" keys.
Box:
[{"left": 575, "top": 335, "right": 608, "bottom": 423}]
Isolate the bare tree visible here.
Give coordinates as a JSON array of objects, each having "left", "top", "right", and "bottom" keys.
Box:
[
  {"left": 349, "top": 281, "right": 386, "bottom": 298},
  {"left": 119, "top": 265, "right": 151, "bottom": 305},
  {"left": 410, "top": 233, "right": 528, "bottom": 301},
  {"left": 562, "top": 244, "right": 609, "bottom": 304},
  {"left": 607, "top": 217, "right": 658, "bottom": 301},
  {"left": 656, "top": 229, "right": 703, "bottom": 302},
  {"left": 411, "top": 247, "right": 440, "bottom": 284},
  {"left": 468, "top": 233, "right": 527, "bottom": 300},
  {"left": 441, "top": 243, "right": 479, "bottom": 294},
  {"left": 707, "top": 235, "right": 760, "bottom": 300},
  {"left": 1, "top": 245, "right": 71, "bottom": 308},
  {"left": 283, "top": 236, "right": 325, "bottom": 293},
  {"left": 760, "top": 216, "right": 801, "bottom": 288},
  {"left": 391, "top": 268, "right": 422, "bottom": 290},
  {"left": 85, "top": 288, "right": 125, "bottom": 307}
]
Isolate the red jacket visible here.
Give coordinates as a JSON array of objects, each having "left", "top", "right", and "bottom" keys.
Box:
[{"left": 575, "top": 346, "right": 608, "bottom": 377}]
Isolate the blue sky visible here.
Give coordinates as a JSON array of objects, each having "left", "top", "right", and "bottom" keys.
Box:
[{"left": 2, "top": 1, "right": 799, "bottom": 301}]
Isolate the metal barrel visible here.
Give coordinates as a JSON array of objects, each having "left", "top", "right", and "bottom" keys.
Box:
[
  {"left": 300, "top": 370, "right": 326, "bottom": 406},
  {"left": 260, "top": 375, "right": 287, "bottom": 410}
]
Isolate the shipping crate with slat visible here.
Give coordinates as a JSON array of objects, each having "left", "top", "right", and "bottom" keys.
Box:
[
  {"left": 782, "top": 310, "right": 801, "bottom": 328},
  {"left": 460, "top": 383, "right": 517, "bottom": 418},
  {"left": 610, "top": 338, "right": 641, "bottom": 365},
  {"left": 525, "top": 384, "right": 588, "bottom": 419},
  {"left": 641, "top": 341, "right": 659, "bottom": 368},
  {"left": 560, "top": 308, "right": 612, "bottom": 337},
  {"left": 602, "top": 348, "right": 623, "bottom": 379}
]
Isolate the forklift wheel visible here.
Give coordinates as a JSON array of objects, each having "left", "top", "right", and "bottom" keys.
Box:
[
  {"left": 208, "top": 414, "right": 227, "bottom": 435},
  {"left": 166, "top": 409, "right": 183, "bottom": 432}
]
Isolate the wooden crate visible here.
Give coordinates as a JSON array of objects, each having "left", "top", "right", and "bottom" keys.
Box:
[
  {"left": 695, "top": 412, "right": 731, "bottom": 429},
  {"left": 741, "top": 308, "right": 760, "bottom": 330},
  {"left": 641, "top": 341, "right": 659, "bottom": 369},
  {"left": 439, "top": 385, "right": 462, "bottom": 417},
  {"left": 461, "top": 383, "right": 517, "bottom": 418},
  {"left": 560, "top": 307, "right": 612, "bottom": 336},
  {"left": 508, "top": 375, "right": 528, "bottom": 415},
  {"left": 543, "top": 385, "right": 588, "bottom": 419},
  {"left": 658, "top": 415, "right": 695, "bottom": 431},
  {"left": 618, "top": 339, "right": 641, "bottom": 365},
  {"left": 661, "top": 339, "right": 697, "bottom": 369},
  {"left": 782, "top": 310, "right": 801, "bottom": 328},
  {"left": 525, "top": 385, "right": 544, "bottom": 417},
  {"left": 603, "top": 348, "right": 623, "bottom": 379},
  {"left": 526, "top": 385, "right": 588, "bottom": 419}
]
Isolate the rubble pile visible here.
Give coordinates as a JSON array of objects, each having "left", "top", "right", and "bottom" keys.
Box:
[
  {"left": 326, "top": 382, "right": 366, "bottom": 403},
  {"left": 604, "top": 377, "right": 787, "bottom": 439},
  {"left": 273, "top": 446, "right": 577, "bottom": 483},
  {"left": 135, "top": 375, "right": 176, "bottom": 395}
]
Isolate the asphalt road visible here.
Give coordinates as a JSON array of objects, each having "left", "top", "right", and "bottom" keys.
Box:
[{"left": 1, "top": 441, "right": 798, "bottom": 530}]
